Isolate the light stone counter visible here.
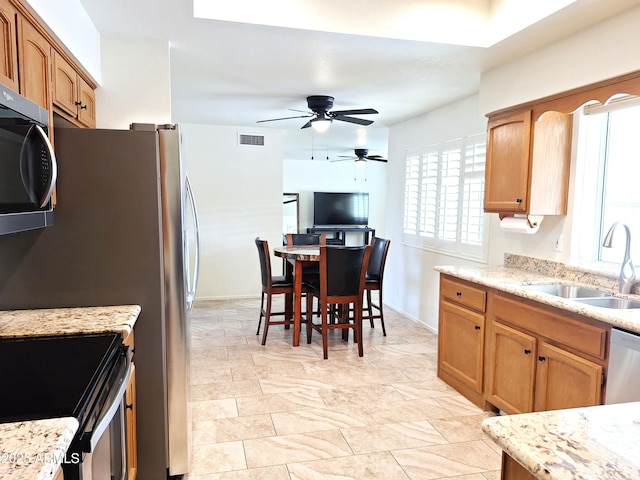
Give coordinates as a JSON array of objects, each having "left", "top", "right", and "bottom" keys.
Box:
[
  {"left": 481, "top": 403, "right": 640, "bottom": 480},
  {"left": 0, "top": 304, "right": 140, "bottom": 339},
  {"left": 0, "top": 304, "right": 141, "bottom": 479},
  {"left": 0, "top": 418, "right": 78, "bottom": 479},
  {"left": 434, "top": 254, "right": 640, "bottom": 334}
]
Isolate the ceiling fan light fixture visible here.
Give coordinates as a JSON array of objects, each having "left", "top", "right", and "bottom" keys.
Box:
[
  {"left": 311, "top": 116, "right": 332, "bottom": 132},
  {"left": 355, "top": 157, "right": 367, "bottom": 166}
]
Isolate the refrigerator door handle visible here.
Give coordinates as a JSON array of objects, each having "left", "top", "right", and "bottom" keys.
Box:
[{"left": 185, "top": 175, "right": 200, "bottom": 311}]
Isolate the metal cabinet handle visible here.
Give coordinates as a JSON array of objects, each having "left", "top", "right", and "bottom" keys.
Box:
[
  {"left": 516, "top": 198, "right": 523, "bottom": 203},
  {"left": 75, "top": 101, "right": 88, "bottom": 109},
  {"left": 456, "top": 291, "right": 462, "bottom": 296},
  {"left": 524, "top": 349, "right": 531, "bottom": 355},
  {"left": 538, "top": 356, "right": 546, "bottom": 362},
  {"left": 474, "top": 325, "right": 481, "bottom": 330}
]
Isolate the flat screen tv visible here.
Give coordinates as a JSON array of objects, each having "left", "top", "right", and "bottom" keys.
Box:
[{"left": 313, "top": 192, "right": 369, "bottom": 226}]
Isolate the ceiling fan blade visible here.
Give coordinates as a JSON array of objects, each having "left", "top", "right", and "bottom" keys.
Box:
[
  {"left": 256, "top": 114, "right": 312, "bottom": 123},
  {"left": 365, "top": 156, "right": 388, "bottom": 163},
  {"left": 331, "top": 108, "right": 378, "bottom": 116},
  {"left": 300, "top": 120, "right": 313, "bottom": 129},
  {"left": 333, "top": 115, "right": 374, "bottom": 126}
]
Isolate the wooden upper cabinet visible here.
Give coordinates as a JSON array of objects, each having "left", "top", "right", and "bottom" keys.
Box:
[
  {"left": 16, "top": 13, "right": 51, "bottom": 110},
  {"left": 484, "top": 109, "right": 572, "bottom": 216},
  {"left": 53, "top": 49, "right": 96, "bottom": 128},
  {"left": 484, "top": 110, "right": 532, "bottom": 213},
  {"left": 0, "top": 0, "right": 18, "bottom": 91}
]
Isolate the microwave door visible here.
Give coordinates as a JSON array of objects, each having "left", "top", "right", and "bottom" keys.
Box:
[{"left": 19, "top": 124, "right": 57, "bottom": 208}]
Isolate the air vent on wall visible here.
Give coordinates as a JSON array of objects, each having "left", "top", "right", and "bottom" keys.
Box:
[{"left": 238, "top": 133, "right": 265, "bottom": 146}]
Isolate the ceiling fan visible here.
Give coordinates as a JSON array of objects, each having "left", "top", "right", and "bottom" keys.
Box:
[
  {"left": 257, "top": 95, "right": 378, "bottom": 131},
  {"left": 336, "top": 148, "right": 388, "bottom": 163}
]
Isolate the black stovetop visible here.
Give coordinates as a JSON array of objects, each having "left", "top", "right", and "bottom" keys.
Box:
[{"left": 0, "top": 333, "right": 122, "bottom": 424}]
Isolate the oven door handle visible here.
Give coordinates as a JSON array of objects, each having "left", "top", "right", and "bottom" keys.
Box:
[{"left": 86, "top": 351, "right": 133, "bottom": 453}]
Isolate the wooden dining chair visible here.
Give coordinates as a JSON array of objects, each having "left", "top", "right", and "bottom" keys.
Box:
[
  {"left": 255, "top": 237, "right": 293, "bottom": 345},
  {"left": 305, "top": 245, "right": 371, "bottom": 359},
  {"left": 363, "top": 237, "right": 391, "bottom": 336}
]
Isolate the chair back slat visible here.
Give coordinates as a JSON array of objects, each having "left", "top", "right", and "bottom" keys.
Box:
[
  {"left": 367, "top": 237, "right": 391, "bottom": 281},
  {"left": 286, "top": 233, "right": 326, "bottom": 246}
]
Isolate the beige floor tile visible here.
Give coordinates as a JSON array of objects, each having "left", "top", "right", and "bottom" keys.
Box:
[
  {"left": 430, "top": 413, "right": 497, "bottom": 443},
  {"left": 236, "top": 391, "right": 326, "bottom": 416},
  {"left": 391, "top": 440, "right": 501, "bottom": 479},
  {"left": 191, "top": 398, "right": 238, "bottom": 422},
  {"left": 391, "top": 379, "right": 460, "bottom": 400},
  {"left": 244, "top": 430, "right": 352, "bottom": 468},
  {"left": 191, "top": 379, "right": 263, "bottom": 401},
  {"left": 341, "top": 420, "right": 449, "bottom": 454},
  {"left": 193, "top": 414, "right": 276, "bottom": 444},
  {"left": 271, "top": 408, "right": 367, "bottom": 435},
  {"left": 185, "top": 465, "right": 291, "bottom": 480},
  {"left": 191, "top": 441, "right": 247, "bottom": 475},
  {"left": 434, "top": 394, "right": 486, "bottom": 416},
  {"left": 287, "top": 452, "right": 410, "bottom": 480}
]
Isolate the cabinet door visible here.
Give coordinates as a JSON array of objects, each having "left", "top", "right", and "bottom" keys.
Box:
[
  {"left": 534, "top": 342, "right": 603, "bottom": 411},
  {"left": 53, "top": 49, "right": 78, "bottom": 117},
  {"left": 16, "top": 15, "right": 51, "bottom": 110},
  {"left": 0, "top": 0, "right": 18, "bottom": 91},
  {"left": 77, "top": 75, "right": 96, "bottom": 127},
  {"left": 484, "top": 110, "right": 532, "bottom": 213},
  {"left": 486, "top": 321, "right": 536, "bottom": 414},
  {"left": 439, "top": 300, "right": 485, "bottom": 393}
]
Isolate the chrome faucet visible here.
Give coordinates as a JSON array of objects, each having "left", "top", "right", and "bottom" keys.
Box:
[{"left": 602, "top": 222, "right": 636, "bottom": 294}]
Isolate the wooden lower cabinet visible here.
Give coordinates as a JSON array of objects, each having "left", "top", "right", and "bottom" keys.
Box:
[
  {"left": 123, "top": 330, "right": 137, "bottom": 480},
  {"left": 125, "top": 363, "right": 137, "bottom": 480},
  {"left": 438, "top": 275, "right": 487, "bottom": 407},
  {"left": 502, "top": 453, "right": 537, "bottom": 480},
  {"left": 438, "top": 278, "right": 609, "bottom": 416},
  {"left": 485, "top": 292, "right": 607, "bottom": 414}
]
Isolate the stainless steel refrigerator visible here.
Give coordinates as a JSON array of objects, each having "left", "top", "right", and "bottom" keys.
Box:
[{"left": 0, "top": 124, "right": 200, "bottom": 479}]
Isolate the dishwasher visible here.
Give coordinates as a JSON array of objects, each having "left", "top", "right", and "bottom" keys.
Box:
[{"left": 605, "top": 328, "right": 640, "bottom": 404}]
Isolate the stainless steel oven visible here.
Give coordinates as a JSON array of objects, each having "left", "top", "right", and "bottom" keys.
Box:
[
  {"left": 0, "top": 84, "right": 57, "bottom": 235},
  {"left": 0, "top": 333, "right": 132, "bottom": 480},
  {"left": 63, "top": 342, "right": 132, "bottom": 480}
]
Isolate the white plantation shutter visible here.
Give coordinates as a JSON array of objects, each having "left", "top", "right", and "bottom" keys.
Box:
[
  {"left": 402, "top": 149, "right": 420, "bottom": 243},
  {"left": 402, "top": 133, "right": 488, "bottom": 261},
  {"left": 419, "top": 146, "right": 439, "bottom": 248}
]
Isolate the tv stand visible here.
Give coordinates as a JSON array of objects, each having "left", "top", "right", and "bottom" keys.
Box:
[{"left": 307, "top": 226, "right": 375, "bottom": 245}]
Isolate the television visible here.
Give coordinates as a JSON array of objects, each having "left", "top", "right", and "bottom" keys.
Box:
[{"left": 313, "top": 192, "right": 369, "bottom": 226}]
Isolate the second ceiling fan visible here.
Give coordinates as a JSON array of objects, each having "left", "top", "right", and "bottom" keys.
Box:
[
  {"left": 257, "top": 95, "right": 378, "bottom": 131},
  {"left": 335, "top": 148, "right": 388, "bottom": 163}
]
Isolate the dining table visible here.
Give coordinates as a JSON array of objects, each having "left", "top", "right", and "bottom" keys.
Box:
[{"left": 273, "top": 244, "right": 320, "bottom": 346}]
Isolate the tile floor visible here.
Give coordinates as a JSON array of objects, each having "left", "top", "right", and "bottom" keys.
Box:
[{"left": 185, "top": 297, "right": 501, "bottom": 480}]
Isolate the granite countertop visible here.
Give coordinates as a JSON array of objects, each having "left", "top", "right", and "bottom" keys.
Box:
[
  {"left": 435, "top": 254, "right": 640, "bottom": 334},
  {"left": 0, "top": 304, "right": 141, "bottom": 339},
  {"left": 481, "top": 403, "right": 640, "bottom": 480},
  {"left": 0, "top": 304, "right": 141, "bottom": 479},
  {"left": 0, "top": 418, "right": 78, "bottom": 480}
]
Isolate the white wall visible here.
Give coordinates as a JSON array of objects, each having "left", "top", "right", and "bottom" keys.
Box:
[
  {"left": 283, "top": 158, "right": 387, "bottom": 242},
  {"left": 95, "top": 36, "right": 172, "bottom": 129},
  {"left": 480, "top": 5, "right": 640, "bottom": 114},
  {"left": 182, "top": 124, "right": 285, "bottom": 299}
]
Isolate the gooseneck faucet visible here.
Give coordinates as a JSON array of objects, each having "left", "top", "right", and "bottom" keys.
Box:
[{"left": 602, "top": 222, "right": 636, "bottom": 294}]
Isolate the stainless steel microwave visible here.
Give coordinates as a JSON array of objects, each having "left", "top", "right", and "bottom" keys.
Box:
[{"left": 0, "top": 85, "right": 57, "bottom": 235}]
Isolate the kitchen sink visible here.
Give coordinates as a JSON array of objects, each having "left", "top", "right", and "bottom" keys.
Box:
[
  {"left": 574, "top": 297, "right": 640, "bottom": 309},
  {"left": 523, "top": 283, "right": 609, "bottom": 299}
]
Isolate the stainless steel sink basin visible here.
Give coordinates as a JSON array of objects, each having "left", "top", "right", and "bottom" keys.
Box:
[
  {"left": 523, "top": 284, "right": 609, "bottom": 299},
  {"left": 575, "top": 297, "right": 640, "bottom": 309}
]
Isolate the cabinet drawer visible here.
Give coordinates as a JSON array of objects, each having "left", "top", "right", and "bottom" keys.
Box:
[
  {"left": 492, "top": 294, "right": 607, "bottom": 360},
  {"left": 440, "top": 276, "right": 487, "bottom": 312}
]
